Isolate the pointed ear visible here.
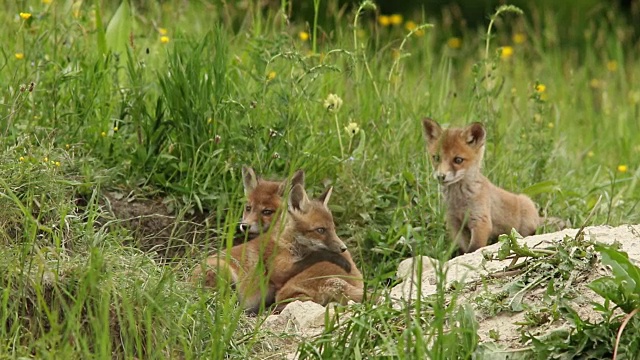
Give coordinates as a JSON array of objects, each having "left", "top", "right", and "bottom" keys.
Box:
[
  {"left": 289, "top": 184, "right": 309, "bottom": 212},
  {"left": 279, "top": 169, "right": 305, "bottom": 195},
  {"left": 318, "top": 187, "right": 333, "bottom": 207},
  {"left": 290, "top": 169, "right": 305, "bottom": 188},
  {"left": 422, "top": 118, "right": 442, "bottom": 145},
  {"left": 464, "top": 122, "right": 486, "bottom": 147},
  {"left": 242, "top": 166, "right": 259, "bottom": 196}
]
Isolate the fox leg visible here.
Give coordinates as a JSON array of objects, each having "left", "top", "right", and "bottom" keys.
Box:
[
  {"left": 467, "top": 218, "right": 492, "bottom": 253},
  {"left": 191, "top": 256, "right": 238, "bottom": 288},
  {"left": 447, "top": 216, "right": 470, "bottom": 253},
  {"left": 274, "top": 282, "right": 315, "bottom": 312}
]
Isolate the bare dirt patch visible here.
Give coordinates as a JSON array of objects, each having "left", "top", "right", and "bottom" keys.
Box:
[{"left": 99, "top": 191, "right": 230, "bottom": 261}]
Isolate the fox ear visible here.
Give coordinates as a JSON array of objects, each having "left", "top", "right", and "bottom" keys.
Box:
[
  {"left": 422, "top": 118, "right": 442, "bottom": 144},
  {"left": 278, "top": 169, "right": 305, "bottom": 196},
  {"left": 318, "top": 187, "right": 333, "bottom": 207},
  {"left": 465, "top": 122, "right": 486, "bottom": 147},
  {"left": 291, "top": 169, "right": 305, "bottom": 188},
  {"left": 242, "top": 166, "right": 259, "bottom": 196},
  {"left": 289, "top": 184, "right": 310, "bottom": 212}
]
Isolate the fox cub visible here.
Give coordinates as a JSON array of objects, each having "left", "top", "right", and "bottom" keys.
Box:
[
  {"left": 274, "top": 186, "right": 363, "bottom": 310},
  {"left": 239, "top": 165, "right": 304, "bottom": 236},
  {"left": 192, "top": 182, "right": 362, "bottom": 313},
  {"left": 422, "top": 118, "right": 540, "bottom": 253},
  {"left": 239, "top": 166, "right": 352, "bottom": 274}
]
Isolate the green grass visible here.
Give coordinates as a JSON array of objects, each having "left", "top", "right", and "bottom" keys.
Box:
[{"left": 1, "top": 0, "right": 639, "bottom": 358}]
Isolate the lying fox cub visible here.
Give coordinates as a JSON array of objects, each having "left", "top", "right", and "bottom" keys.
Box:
[
  {"left": 192, "top": 181, "right": 363, "bottom": 313},
  {"left": 422, "top": 118, "right": 540, "bottom": 253},
  {"left": 238, "top": 166, "right": 353, "bottom": 275},
  {"left": 239, "top": 165, "right": 304, "bottom": 237}
]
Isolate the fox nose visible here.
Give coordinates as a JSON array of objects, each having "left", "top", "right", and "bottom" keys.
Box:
[{"left": 436, "top": 174, "right": 446, "bottom": 182}]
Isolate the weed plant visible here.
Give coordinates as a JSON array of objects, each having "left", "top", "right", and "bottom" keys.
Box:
[{"left": 1, "top": 0, "right": 639, "bottom": 358}]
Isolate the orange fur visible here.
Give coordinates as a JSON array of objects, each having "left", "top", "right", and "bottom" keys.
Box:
[
  {"left": 239, "top": 166, "right": 304, "bottom": 236},
  {"left": 192, "top": 181, "right": 363, "bottom": 313},
  {"left": 422, "top": 118, "right": 540, "bottom": 253}
]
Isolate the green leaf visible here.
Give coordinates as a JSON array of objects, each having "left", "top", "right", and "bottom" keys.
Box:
[
  {"left": 588, "top": 276, "right": 629, "bottom": 311},
  {"left": 105, "top": 0, "right": 133, "bottom": 55},
  {"left": 95, "top": 5, "right": 107, "bottom": 56},
  {"left": 521, "top": 180, "right": 560, "bottom": 196},
  {"left": 595, "top": 243, "right": 640, "bottom": 294}
]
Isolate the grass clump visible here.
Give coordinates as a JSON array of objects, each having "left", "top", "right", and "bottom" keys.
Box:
[{"left": 1, "top": 0, "right": 639, "bottom": 358}]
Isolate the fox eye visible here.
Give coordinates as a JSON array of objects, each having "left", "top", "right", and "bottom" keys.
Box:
[
  {"left": 432, "top": 154, "right": 441, "bottom": 163},
  {"left": 453, "top": 156, "right": 464, "bottom": 164},
  {"left": 245, "top": 205, "right": 252, "bottom": 212},
  {"left": 315, "top": 227, "right": 326, "bottom": 234},
  {"left": 261, "top": 209, "right": 274, "bottom": 216}
]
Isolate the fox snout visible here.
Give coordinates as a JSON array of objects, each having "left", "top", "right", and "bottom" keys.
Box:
[
  {"left": 238, "top": 222, "right": 267, "bottom": 234},
  {"left": 330, "top": 237, "right": 348, "bottom": 253}
]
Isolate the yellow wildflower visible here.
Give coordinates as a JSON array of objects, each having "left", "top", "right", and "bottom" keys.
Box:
[
  {"left": 55, "top": 161, "right": 61, "bottom": 167},
  {"left": 535, "top": 84, "right": 546, "bottom": 93},
  {"left": 72, "top": 3, "right": 81, "bottom": 18},
  {"left": 113, "top": 126, "right": 118, "bottom": 132},
  {"left": 298, "top": 31, "right": 310, "bottom": 41},
  {"left": 607, "top": 60, "right": 618, "bottom": 72},
  {"left": 42, "top": 0, "right": 52, "bottom": 4},
  {"left": 390, "top": 14, "right": 403, "bottom": 26},
  {"left": 20, "top": 12, "right": 32, "bottom": 20},
  {"left": 101, "top": 131, "right": 106, "bottom": 137},
  {"left": 405, "top": 21, "right": 425, "bottom": 36},
  {"left": 344, "top": 122, "right": 360, "bottom": 137},
  {"left": 405, "top": 20, "right": 416, "bottom": 31},
  {"left": 323, "top": 93, "right": 343, "bottom": 113},
  {"left": 43, "top": 157, "right": 48, "bottom": 163},
  {"left": 378, "top": 15, "right": 390, "bottom": 27},
  {"left": 589, "top": 79, "right": 601, "bottom": 89},
  {"left": 500, "top": 46, "right": 514, "bottom": 59},
  {"left": 65, "top": 144, "right": 70, "bottom": 149},
  {"left": 159, "top": 27, "right": 168, "bottom": 35},
  {"left": 19, "top": 156, "right": 25, "bottom": 162},
  {"left": 15, "top": 53, "right": 25, "bottom": 60},
  {"left": 617, "top": 165, "right": 628, "bottom": 173},
  {"left": 587, "top": 151, "right": 594, "bottom": 158},
  {"left": 512, "top": 33, "right": 526, "bottom": 44},
  {"left": 267, "top": 71, "right": 276, "bottom": 81},
  {"left": 547, "top": 122, "right": 554, "bottom": 129},
  {"left": 447, "top": 37, "right": 461, "bottom": 49},
  {"left": 160, "top": 36, "right": 170, "bottom": 44}
]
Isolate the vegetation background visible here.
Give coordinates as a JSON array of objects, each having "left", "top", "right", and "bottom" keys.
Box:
[{"left": 1, "top": 0, "right": 639, "bottom": 358}]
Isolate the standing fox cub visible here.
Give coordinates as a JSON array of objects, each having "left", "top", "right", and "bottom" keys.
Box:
[
  {"left": 422, "top": 118, "right": 540, "bottom": 253},
  {"left": 192, "top": 182, "right": 363, "bottom": 313}
]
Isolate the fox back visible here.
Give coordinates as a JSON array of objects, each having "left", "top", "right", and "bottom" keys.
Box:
[{"left": 240, "top": 166, "right": 304, "bottom": 235}]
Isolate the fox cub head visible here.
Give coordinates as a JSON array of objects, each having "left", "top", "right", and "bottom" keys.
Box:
[
  {"left": 422, "top": 118, "right": 486, "bottom": 186},
  {"left": 287, "top": 184, "right": 348, "bottom": 254},
  {"left": 240, "top": 166, "right": 305, "bottom": 235}
]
